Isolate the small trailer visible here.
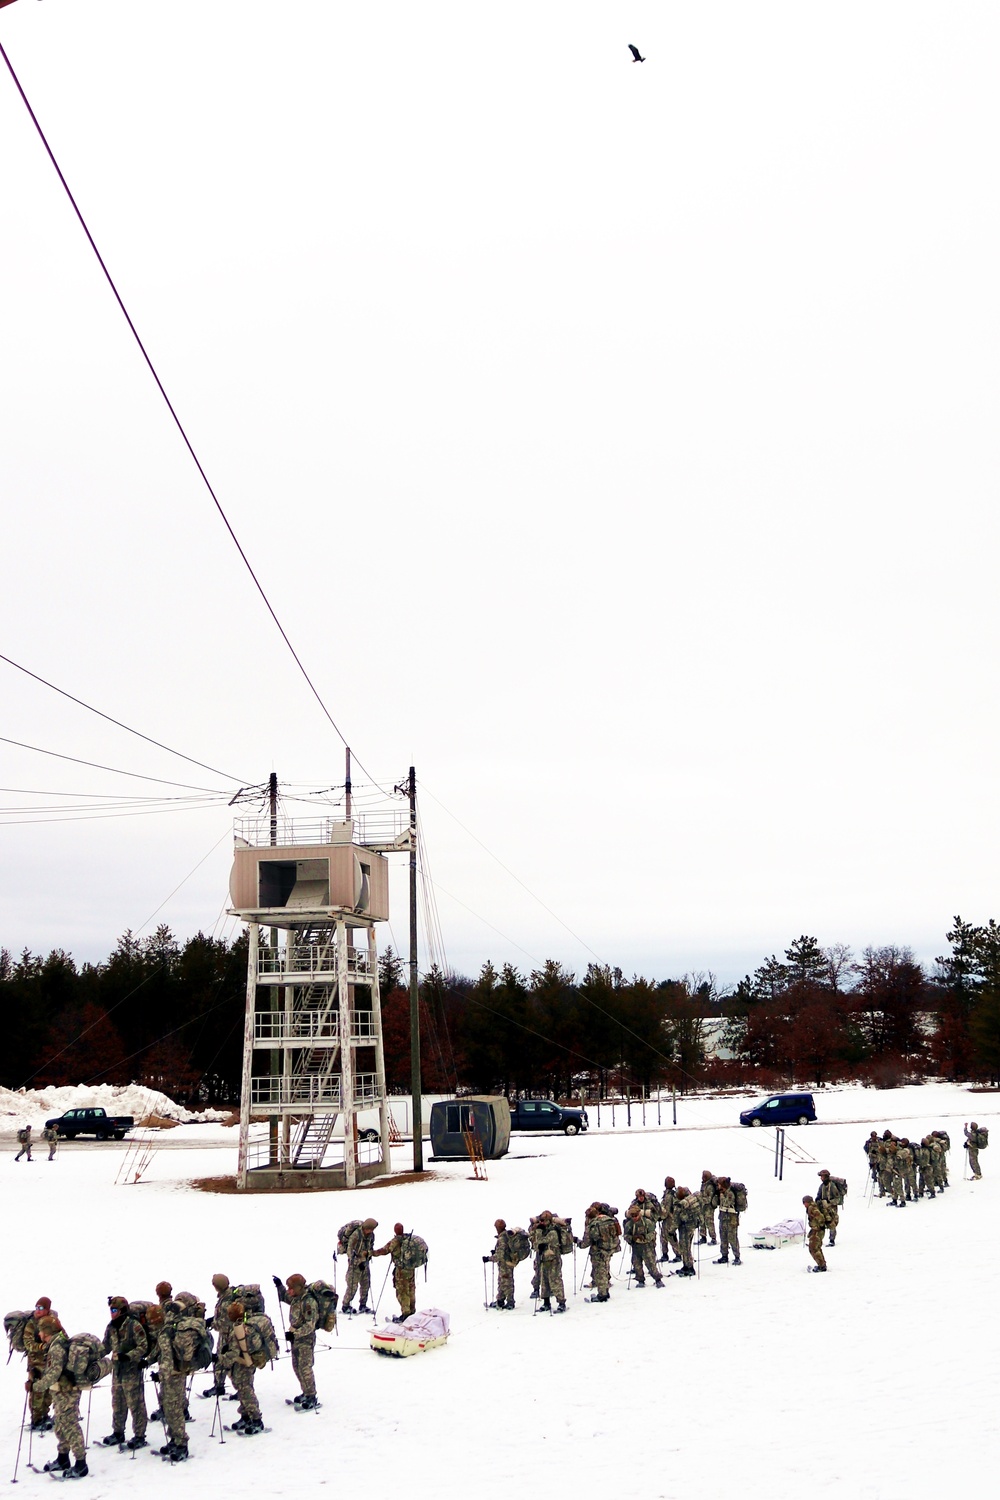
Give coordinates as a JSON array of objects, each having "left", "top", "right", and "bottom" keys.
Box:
[
  {"left": 752, "top": 1218, "right": 806, "bottom": 1250},
  {"left": 370, "top": 1309, "right": 450, "bottom": 1358}
]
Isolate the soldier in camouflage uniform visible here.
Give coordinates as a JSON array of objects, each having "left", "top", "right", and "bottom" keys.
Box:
[
  {"left": 658, "top": 1177, "right": 681, "bottom": 1263},
  {"left": 24, "top": 1298, "right": 54, "bottom": 1430},
  {"left": 697, "top": 1170, "right": 719, "bottom": 1245},
  {"left": 964, "top": 1122, "right": 984, "bottom": 1179},
  {"left": 886, "top": 1141, "right": 907, "bottom": 1207},
  {"left": 935, "top": 1130, "right": 951, "bottom": 1186},
  {"left": 897, "top": 1138, "right": 918, "bottom": 1201},
  {"left": 487, "top": 1219, "right": 519, "bottom": 1309},
  {"left": 14, "top": 1125, "right": 32, "bottom": 1162},
  {"left": 342, "top": 1219, "right": 378, "bottom": 1313},
  {"left": 863, "top": 1131, "right": 880, "bottom": 1187},
  {"left": 220, "top": 1301, "right": 264, "bottom": 1435},
  {"left": 147, "top": 1301, "right": 193, "bottom": 1461},
  {"left": 202, "top": 1273, "right": 235, "bottom": 1397},
  {"left": 815, "top": 1169, "right": 843, "bottom": 1246},
  {"left": 274, "top": 1274, "right": 319, "bottom": 1408},
  {"left": 579, "top": 1202, "right": 619, "bottom": 1302},
  {"left": 802, "top": 1196, "right": 828, "bottom": 1272},
  {"left": 32, "top": 1315, "right": 94, "bottom": 1478},
  {"left": 916, "top": 1138, "right": 936, "bottom": 1198},
  {"left": 673, "top": 1187, "right": 701, "bottom": 1276},
  {"left": 715, "top": 1176, "right": 742, "bottom": 1265},
  {"left": 374, "top": 1224, "right": 420, "bottom": 1321},
  {"left": 101, "top": 1295, "right": 149, "bottom": 1449},
  {"left": 624, "top": 1205, "right": 664, "bottom": 1287},
  {"left": 529, "top": 1210, "right": 568, "bottom": 1312},
  {"left": 929, "top": 1132, "right": 947, "bottom": 1189},
  {"left": 43, "top": 1123, "right": 59, "bottom": 1161}
]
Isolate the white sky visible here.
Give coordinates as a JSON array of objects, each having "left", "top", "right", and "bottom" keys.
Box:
[{"left": 1, "top": 1, "right": 998, "bottom": 986}]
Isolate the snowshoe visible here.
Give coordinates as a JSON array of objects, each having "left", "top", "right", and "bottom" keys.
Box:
[
  {"left": 241, "top": 1421, "right": 265, "bottom": 1436},
  {"left": 230, "top": 1418, "right": 248, "bottom": 1434},
  {"left": 65, "top": 1463, "right": 88, "bottom": 1481},
  {"left": 340, "top": 1304, "right": 355, "bottom": 1316},
  {"left": 103, "top": 1433, "right": 125, "bottom": 1446},
  {"left": 44, "top": 1456, "right": 70, "bottom": 1474},
  {"left": 125, "top": 1436, "right": 148, "bottom": 1451},
  {"left": 713, "top": 1257, "right": 728, "bottom": 1265},
  {"left": 297, "top": 1396, "right": 320, "bottom": 1411},
  {"left": 165, "top": 1445, "right": 189, "bottom": 1463},
  {"left": 201, "top": 1383, "right": 225, "bottom": 1398},
  {"left": 553, "top": 1302, "right": 567, "bottom": 1314}
]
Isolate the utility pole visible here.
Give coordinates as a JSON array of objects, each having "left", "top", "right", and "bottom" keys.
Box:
[
  {"left": 345, "top": 747, "right": 352, "bottom": 821},
  {"left": 408, "top": 766, "right": 422, "bottom": 1171},
  {"left": 268, "top": 772, "right": 279, "bottom": 1168}
]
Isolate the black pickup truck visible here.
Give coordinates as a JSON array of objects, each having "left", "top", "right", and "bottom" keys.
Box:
[
  {"left": 509, "top": 1099, "right": 588, "bottom": 1136},
  {"left": 44, "top": 1107, "right": 134, "bottom": 1140}
]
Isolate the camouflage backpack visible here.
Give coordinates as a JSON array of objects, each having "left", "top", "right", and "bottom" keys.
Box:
[
  {"left": 307, "top": 1281, "right": 339, "bottom": 1333},
  {"left": 244, "top": 1313, "right": 279, "bottom": 1369},
  {"left": 974, "top": 1127, "right": 989, "bottom": 1150},
  {"left": 337, "top": 1220, "right": 365, "bottom": 1256},
  {"left": 233, "top": 1284, "right": 265, "bottom": 1316},
  {"left": 171, "top": 1315, "right": 213, "bottom": 1373},
  {"left": 395, "top": 1234, "right": 429, "bottom": 1272},
  {"left": 553, "top": 1219, "right": 574, "bottom": 1255},
  {"left": 504, "top": 1228, "right": 532, "bottom": 1264},
  {"left": 623, "top": 1215, "right": 649, "bottom": 1246},
  {"left": 4, "top": 1310, "right": 32, "bottom": 1356},
  {"left": 590, "top": 1214, "right": 621, "bottom": 1253},
  {"left": 65, "top": 1333, "right": 107, "bottom": 1387},
  {"left": 730, "top": 1182, "right": 749, "bottom": 1213},
  {"left": 830, "top": 1176, "right": 847, "bottom": 1203}
]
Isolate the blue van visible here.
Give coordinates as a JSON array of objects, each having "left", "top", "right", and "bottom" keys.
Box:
[{"left": 739, "top": 1092, "right": 816, "bottom": 1127}]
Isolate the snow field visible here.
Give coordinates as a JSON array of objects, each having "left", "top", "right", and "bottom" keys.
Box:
[{"left": 2, "top": 1082, "right": 998, "bottom": 1498}]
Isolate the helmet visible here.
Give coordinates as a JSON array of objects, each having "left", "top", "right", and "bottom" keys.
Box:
[{"left": 362, "top": 1218, "right": 378, "bottom": 1231}]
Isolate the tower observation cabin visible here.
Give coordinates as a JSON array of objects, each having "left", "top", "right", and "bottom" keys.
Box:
[{"left": 230, "top": 810, "right": 409, "bottom": 1190}]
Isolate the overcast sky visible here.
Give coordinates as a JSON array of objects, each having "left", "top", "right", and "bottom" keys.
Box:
[{"left": 1, "top": 2, "right": 998, "bottom": 987}]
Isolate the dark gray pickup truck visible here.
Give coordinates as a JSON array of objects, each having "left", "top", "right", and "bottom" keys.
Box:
[
  {"left": 509, "top": 1099, "right": 588, "bottom": 1135},
  {"left": 44, "top": 1107, "right": 134, "bottom": 1140}
]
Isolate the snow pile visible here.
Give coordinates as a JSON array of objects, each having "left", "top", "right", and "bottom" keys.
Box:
[{"left": 0, "top": 1083, "right": 228, "bottom": 1130}]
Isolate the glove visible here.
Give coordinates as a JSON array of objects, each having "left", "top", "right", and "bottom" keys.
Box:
[
  {"left": 331, "top": 1252, "right": 337, "bottom": 1262},
  {"left": 205, "top": 1317, "right": 214, "bottom": 1330},
  {"left": 151, "top": 1371, "right": 160, "bottom": 1383},
  {"left": 284, "top": 1331, "right": 294, "bottom": 1344},
  {"left": 272, "top": 1275, "right": 284, "bottom": 1290},
  {"left": 482, "top": 1255, "right": 491, "bottom": 1263}
]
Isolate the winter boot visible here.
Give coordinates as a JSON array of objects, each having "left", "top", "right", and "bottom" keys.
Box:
[
  {"left": 540, "top": 1300, "right": 551, "bottom": 1312},
  {"left": 554, "top": 1301, "right": 567, "bottom": 1314},
  {"left": 244, "top": 1420, "right": 264, "bottom": 1436},
  {"left": 103, "top": 1432, "right": 125, "bottom": 1446},
  {"left": 634, "top": 1277, "right": 646, "bottom": 1287},
  {"left": 125, "top": 1436, "right": 148, "bottom": 1451},
  {"left": 299, "top": 1395, "right": 318, "bottom": 1411},
  {"left": 159, "top": 1443, "right": 174, "bottom": 1456},
  {"left": 504, "top": 1301, "right": 515, "bottom": 1310},
  {"left": 66, "top": 1462, "right": 89, "bottom": 1480},
  {"left": 529, "top": 1289, "right": 539, "bottom": 1299},
  {"left": 231, "top": 1417, "right": 249, "bottom": 1433},
  {"left": 340, "top": 1303, "right": 354, "bottom": 1316},
  {"left": 357, "top": 1304, "right": 371, "bottom": 1314},
  {"left": 713, "top": 1257, "right": 728, "bottom": 1265},
  {"left": 44, "top": 1454, "right": 70, "bottom": 1474},
  {"left": 167, "top": 1444, "right": 189, "bottom": 1463},
  {"left": 733, "top": 1257, "right": 742, "bottom": 1265},
  {"left": 653, "top": 1277, "right": 665, "bottom": 1288},
  {"left": 149, "top": 1408, "right": 163, "bottom": 1423},
  {"left": 202, "top": 1381, "right": 225, "bottom": 1397}
]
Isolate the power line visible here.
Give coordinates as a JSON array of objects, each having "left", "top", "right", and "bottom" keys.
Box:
[
  {"left": 0, "top": 651, "right": 247, "bottom": 783},
  {"left": 0, "top": 800, "right": 228, "bottom": 827},
  {"left": 0, "top": 735, "right": 228, "bottom": 794},
  {"left": 0, "top": 39, "right": 379, "bottom": 784}
]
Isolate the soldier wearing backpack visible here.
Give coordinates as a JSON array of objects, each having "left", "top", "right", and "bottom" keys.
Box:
[
  {"left": 31, "top": 1314, "right": 105, "bottom": 1478},
  {"left": 486, "top": 1219, "right": 527, "bottom": 1309},
  {"left": 373, "top": 1223, "right": 426, "bottom": 1321},
  {"left": 147, "top": 1302, "right": 195, "bottom": 1461},
  {"left": 715, "top": 1176, "right": 743, "bottom": 1265},
  {"left": 673, "top": 1187, "right": 700, "bottom": 1276},
  {"left": 697, "top": 1171, "right": 719, "bottom": 1245},
  {"left": 658, "top": 1178, "right": 682, "bottom": 1264},
  {"left": 624, "top": 1205, "right": 664, "bottom": 1288},
  {"left": 579, "top": 1202, "right": 620, "bottom": 1301},
  {"left": 22, "top": 1298, "right": 55, "bottom": 1431},
  {"left": 815, "top": 1170, "right": 845, "bottom": 1247},
  {"left": 529, "top": 1210, "right": 568, "bottom": 1313},
  {"left": 965, "top": 1121, "right": 987, "bottom": 1179},
  {"left": 219, "top": 1301, "right": 268, "bottom": 1436},
  {"left": 273, "top": 1275, "right": 319, "bottom": 1409},
  {"left": 101, "top": 1295, "right": 149, "bottom": 1450},
  {"left": 14, "top": 1125, "right": 32, "bottom": 1162},
  {"left": 202, "top": 1272, "right": 236, "bottom": 1398},
  {"left": 340, "top": 1219, "right": 378, "bottom": 1314},
  {"left": 43, "top": 1123, "right": 60, "bottom": 1160}
]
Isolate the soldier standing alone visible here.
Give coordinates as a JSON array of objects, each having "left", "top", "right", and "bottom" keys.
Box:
[{"left": 965, "top": 1121, "right": 986, "bottom": 1179}]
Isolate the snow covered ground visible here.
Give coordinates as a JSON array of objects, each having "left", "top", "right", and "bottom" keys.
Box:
[
  {"left": 0, "top": 1084, "right": 227, "bottom": 1132},
  {"left": 2, "top": 1081, "right": 998, "bottom": 1498}
]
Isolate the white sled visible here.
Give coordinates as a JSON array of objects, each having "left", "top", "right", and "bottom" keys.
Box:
[
  {"left": 752, "top": 1218, "right": 806, "bottom": 1251},
  {"left": 370, "top": 1309, "right": 450, "bottom": 1358}
]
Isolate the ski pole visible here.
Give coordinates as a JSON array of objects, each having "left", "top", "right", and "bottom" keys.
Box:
[
  {"left": 11, "top": 1386, "right": 28, "bottom": 1483},
  {"left": 372, "top": 1262, "right": 392, "bottom": 1320},
  {"left": 214, "top": 1392, "right": 225, "bottom": 1444},
  {"left": 576, "top": 1249, "right": 590, "bottom": 1297},
  {"left": 482, "top": 1260, "right": 489, "bottom": 1310},
  {"left": 84, "top": 1388, "right": 93, "bottom": 1447},
  {"left": 572, "top": 1245, "right": 577, "bottom": 1296}
]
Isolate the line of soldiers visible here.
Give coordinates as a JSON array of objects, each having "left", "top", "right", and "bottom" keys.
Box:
[
  {"left": 12, "top": 1124, "right": 60, "bottom": 1162},
  {"left": 485, "top": 1171, "right": 748, "bottom": 1310},
  {"left": 863, "top": 1128, "right": 951, "bottom": 1206}
]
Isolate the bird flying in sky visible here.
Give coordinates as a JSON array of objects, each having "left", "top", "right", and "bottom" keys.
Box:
[{"left": 628, "top": 44, "right": 646, "bottom": 63}]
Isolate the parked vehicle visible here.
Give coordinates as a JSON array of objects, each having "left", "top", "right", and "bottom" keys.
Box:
[
  {"left": 509, "top": 1099, "right": 588, "bottom": 1135},
  {"left": 739, "top": 1092, "right": 816, "bottom": 1128},
  {"left": 44, "top": 1107, "right": 134, "bottom": 1140}
]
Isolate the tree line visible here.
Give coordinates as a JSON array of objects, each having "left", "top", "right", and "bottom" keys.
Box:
[{"left": 4, "top": 918, "right": 1000, "bottom": 1105}]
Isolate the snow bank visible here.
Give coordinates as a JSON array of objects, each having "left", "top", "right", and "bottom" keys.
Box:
[{"left": 0, "top": 1082, "right": 227, "bottom": 1130}]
